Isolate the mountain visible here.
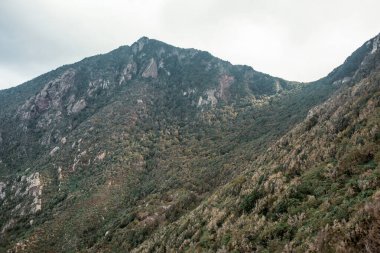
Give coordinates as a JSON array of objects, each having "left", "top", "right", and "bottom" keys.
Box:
[{"left": 0, "top": 34, "right": 379, "bottom": 252}]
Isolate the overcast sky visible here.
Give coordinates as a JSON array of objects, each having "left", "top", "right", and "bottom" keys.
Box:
[{"left": 1, "top": 0, "right": 379, "bottom": 90}]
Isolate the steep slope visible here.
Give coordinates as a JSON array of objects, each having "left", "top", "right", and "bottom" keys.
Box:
[
  {"left": 135, "top": 34, "right": 380, "bottom": 252},
  {"left": 0, "top": 33, "right": 378, "bottom": 252}
]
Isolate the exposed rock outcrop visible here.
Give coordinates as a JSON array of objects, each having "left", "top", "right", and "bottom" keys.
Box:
[
  {"left": 0, "top": 182, "right": 6, "bottom": 200},
  {"left": 69, "top": 99, "right": 87, "bottom": 114},
  {"left": 142, "top": 58, "right": 158, "bottom": 78}
]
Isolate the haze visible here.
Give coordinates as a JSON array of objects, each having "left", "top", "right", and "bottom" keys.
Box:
[{"left": 0, "top": 0, "right": 379, "bottom": 90}]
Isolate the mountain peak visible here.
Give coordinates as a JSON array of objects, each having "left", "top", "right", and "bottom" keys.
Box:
[
  {"left": 136, "top": 36, "right": 150, "bottom": 43},
  {"left": 131, "top": 36, "right": 160, "bottom": 54}
]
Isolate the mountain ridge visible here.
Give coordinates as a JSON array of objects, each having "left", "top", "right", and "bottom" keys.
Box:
[{"left": 0, "top": 33, "right": 379, "bottom": 252}]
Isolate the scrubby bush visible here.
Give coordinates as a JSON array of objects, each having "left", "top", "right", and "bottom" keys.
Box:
[{"left": 240, "top": 188, "right": 264, "bottom": 213}]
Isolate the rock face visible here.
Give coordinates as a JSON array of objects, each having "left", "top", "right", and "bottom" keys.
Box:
[
  {"left": 0, "top": 172, "right": 43, "bottom": 235},
  {"left": 217, "top": 74, "right": 234, "bottom": 100},
  {"left": 49, "top": 146, "right": 60, "bottom": 156},
  {"left": 197, "top": 89, "right": 218, "bottom": 107},
  {"left": 119, "top": 62, "right": 137, "bottom": 84},
  {"left": 26, "top": 173, "right": 43, "bottom": 213},
  {"left": 0, "top": 34, "right": 379, "bottom": 252},
  {"left": 69, "top": 99, "right": 86, "bottom": 114},
  {"left": 18, "top": 69, "right": 76, "bottom": 118},
  {"left": 0, "top": 182, "right": 6, "bottom": 200},
  {"left": 142, "top": 58, "right": 158, "bottom": 78}
]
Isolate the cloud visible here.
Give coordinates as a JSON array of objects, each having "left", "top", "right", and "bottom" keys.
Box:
[{"left": 0, "top": 0, "right": 379, "bottom": 90}]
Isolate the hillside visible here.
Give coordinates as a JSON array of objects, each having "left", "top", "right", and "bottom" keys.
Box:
[
  {"left": 0, "top": 34, "right": 379, "bottom": 252},
  {"left": 136, "top": 34, "right": 380, "bottom": 253}
]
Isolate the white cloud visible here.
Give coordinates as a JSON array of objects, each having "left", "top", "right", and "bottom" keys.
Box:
[{"left": 0, "top": 0, "right": 379, "bottom": 89}]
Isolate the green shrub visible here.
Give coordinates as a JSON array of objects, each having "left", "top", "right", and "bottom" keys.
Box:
[{"left": 241, "top": 188, "right": 264, "bottom": 213}]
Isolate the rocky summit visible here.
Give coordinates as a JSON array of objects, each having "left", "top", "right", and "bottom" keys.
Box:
[{"left": 0, "top": 34, "right": 379, "bottom": 252}]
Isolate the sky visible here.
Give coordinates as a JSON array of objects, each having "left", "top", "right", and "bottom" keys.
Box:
[{"left": 0, "top": 0, "right": 380, "bottom": 90}]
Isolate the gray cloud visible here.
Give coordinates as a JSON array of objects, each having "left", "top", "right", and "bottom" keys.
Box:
[{"left": 0, "top": 0, "right": 379, "bottom": 90}]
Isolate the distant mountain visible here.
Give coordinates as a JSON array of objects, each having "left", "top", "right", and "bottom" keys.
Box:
[{"left": 0, "top": 34, "right": 379, "bottom": 252}]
